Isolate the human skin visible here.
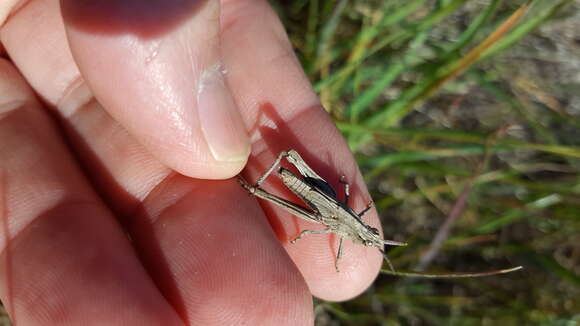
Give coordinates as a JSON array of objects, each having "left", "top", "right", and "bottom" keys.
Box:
[{"left": 0, "top": 0, "right": 383, "bottom": 325}]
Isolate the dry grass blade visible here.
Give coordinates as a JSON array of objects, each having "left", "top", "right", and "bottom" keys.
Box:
[
  {"left": 428, "top": 3, "right": 531, "bottom": 93},
  {"left": 416, "top": 128, "right": 505, "bottom": 271}
]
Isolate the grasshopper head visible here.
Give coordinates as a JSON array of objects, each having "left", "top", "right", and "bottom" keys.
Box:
[
  {"left": 358, "top": 225, "right": 384, "bottom": 248},
  {"left": 358, "top": 225, "right": 407, "bottom": 249}
]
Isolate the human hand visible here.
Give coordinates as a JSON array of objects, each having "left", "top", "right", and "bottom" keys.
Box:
[{"left": 0, "top": 1, "right": 383, "bottom": 325}]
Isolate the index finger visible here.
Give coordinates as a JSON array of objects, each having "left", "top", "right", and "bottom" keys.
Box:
[{"left": 60, "top": 0, "right": 251, "bottom": 179}]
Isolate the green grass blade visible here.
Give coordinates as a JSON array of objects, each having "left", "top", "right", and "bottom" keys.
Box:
[
  {"left": 443, "top": 0, "right": 502, "bottom": 59},
  {"left": 338, "top": 123, "right": 580, "bottom": 159},
  {"left": 524, "top": 252, "right": 580, "bottom": 286},
  {"left": 482, "top": 0, "right": 575, "bottom": 59},
  {"left": 363, "top": 3, "right": 530, "bottom": 129},
  {"left": 326, "top": 0, "right": 429, "bottom": 93},
  {"left": 348, "top": 31, "right": 429, "bottom": 123},
  {"left": 475, "top": 194, "right": 562, "bottom": 234}
]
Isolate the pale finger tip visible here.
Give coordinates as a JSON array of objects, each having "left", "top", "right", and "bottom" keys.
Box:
[
  {"left": 313, "top": 247, "right": 383, "bottom": 302},
  {"left": 169, "top": 150, "right": 250, "bottom": 180}
]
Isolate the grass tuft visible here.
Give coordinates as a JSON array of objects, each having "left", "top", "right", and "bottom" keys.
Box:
[{"left": 273, "top": 0, "right": 580, "bottom": 324}]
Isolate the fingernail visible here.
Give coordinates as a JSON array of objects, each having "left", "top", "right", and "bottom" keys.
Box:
[{"left": 197, "top": 65, "right": 250, "bottom": 163}]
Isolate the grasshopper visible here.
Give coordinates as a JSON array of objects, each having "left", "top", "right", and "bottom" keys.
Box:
[{"left": 240, "top": 149, "right": 522, "bottom": 277}]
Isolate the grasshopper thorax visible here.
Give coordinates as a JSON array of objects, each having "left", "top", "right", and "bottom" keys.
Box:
[
  {"left": 338, "top": 214, "right": 407, "bottom": 249},
  {"left": 338, "top": 220, "right": 384, "bottom": 248}
]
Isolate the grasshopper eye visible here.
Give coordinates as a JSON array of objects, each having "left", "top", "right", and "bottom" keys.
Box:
[{"left": 364, "top": 240, "right": 374, "bottom": 246}]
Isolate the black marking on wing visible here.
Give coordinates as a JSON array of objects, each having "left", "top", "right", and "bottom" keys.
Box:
[{"left": 304, "top": 176, "right": 337, "bottom": 199}]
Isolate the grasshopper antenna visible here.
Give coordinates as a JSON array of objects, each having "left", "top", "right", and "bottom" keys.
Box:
[
  {"left": 379, "top": 241, "right": 407, "bottom": 272},
  {"left": 383, "top": 239, "right": 407, "bottom": 246},
  {"left": 380, "top": 265, "right": 523, "bottom": 278},
  {"left": 379, "top": 245, "right": 523, "bottom": 278}
]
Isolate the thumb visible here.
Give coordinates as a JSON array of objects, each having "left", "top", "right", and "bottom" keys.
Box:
[{"left": 60, "top": 0, "right": 250, "bottom": 179}]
